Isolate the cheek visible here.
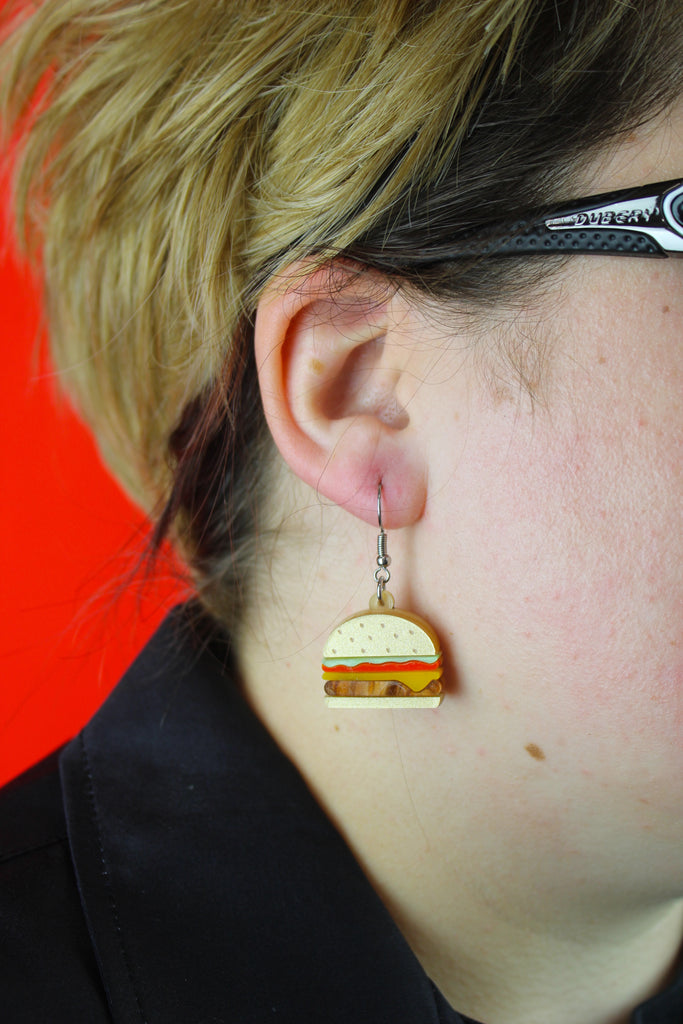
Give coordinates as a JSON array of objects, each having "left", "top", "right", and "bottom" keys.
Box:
[
  {"left": 527, "top": 425, "right": 680, "bottom": 670},
  {"left": 432, "top": 394, "right": 683, "bottom": 778}
]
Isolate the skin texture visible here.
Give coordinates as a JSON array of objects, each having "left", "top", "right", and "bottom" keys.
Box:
[{"left": 239, "top": 99, "right": 683, "bottom": 1024}]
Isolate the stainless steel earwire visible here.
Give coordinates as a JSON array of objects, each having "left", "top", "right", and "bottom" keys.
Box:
[{"left": 374, "top": 483, "right": 391, "bottom": 602}]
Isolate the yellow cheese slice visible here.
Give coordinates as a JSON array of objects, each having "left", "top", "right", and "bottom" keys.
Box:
[{"left": 321, "top": 667, "right": 442, "bottom": 692}]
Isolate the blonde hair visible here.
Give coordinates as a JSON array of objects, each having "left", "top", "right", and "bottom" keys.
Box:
[{"left": 3, "top": 0, "right": 683, "bottom": 628}]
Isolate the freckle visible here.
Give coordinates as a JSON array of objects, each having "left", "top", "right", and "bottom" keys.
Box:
[
  {"left": 334, "top": 724, "right": 340, "bottom": 732},
  {"left": 662, "top": 305, "right": 670, "bottom": 314},
  {"left": 597, "top": 355, "right": 607, "bottom": 365},
  {"left": 525, "top": 743, "right": 546, "bottom": 761},
  {"left": 309, "top": 358, "right": 325, "bottom": 375}
]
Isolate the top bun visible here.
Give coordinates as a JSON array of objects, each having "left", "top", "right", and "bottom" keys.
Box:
[{"left": 323, "top": 609, "right": 440, "bottom": 660}]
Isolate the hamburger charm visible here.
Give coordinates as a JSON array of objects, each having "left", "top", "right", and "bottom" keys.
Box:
[{"left": 322, "top": 486, "right": 444, "bottom": 708}]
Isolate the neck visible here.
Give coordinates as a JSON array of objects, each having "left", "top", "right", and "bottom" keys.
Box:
[
  {"left": 375, "top": 869, "right": 683, "bottom": 1024},
  {"left": 234, "top": 503, "right": 683, "bottom": 1024},
  {"left": 237, "top": 623, "right": 683, "bottom": 1024}
]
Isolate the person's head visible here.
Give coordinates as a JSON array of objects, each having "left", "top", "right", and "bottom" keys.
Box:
[
  {"left": 3, "top": 0, "right": 683, "bottom": 631},
  {"left": 4, "top": 5, "right": 683, "bottom": 980}
]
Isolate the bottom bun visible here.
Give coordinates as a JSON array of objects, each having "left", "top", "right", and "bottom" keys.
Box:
[{"left": 325, "top": 694, "right": 443, "bottom": 709}]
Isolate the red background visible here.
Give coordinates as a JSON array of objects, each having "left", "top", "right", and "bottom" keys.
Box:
[{"left": 0, "top": 212, "right": 187, "bottom": 787}]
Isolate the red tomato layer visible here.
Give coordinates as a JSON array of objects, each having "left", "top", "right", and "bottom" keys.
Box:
[{"left": 322, "top": 658, "right": 442, "bottom": 674}]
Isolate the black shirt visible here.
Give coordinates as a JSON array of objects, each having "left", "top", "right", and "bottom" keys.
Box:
[{"left": 1, "top": 606, "right": 681, "bottom": 1023}]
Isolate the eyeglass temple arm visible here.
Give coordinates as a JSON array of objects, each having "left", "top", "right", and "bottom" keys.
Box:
[{"left": 483, "top": 179, "right": 683, "bottom": 257}]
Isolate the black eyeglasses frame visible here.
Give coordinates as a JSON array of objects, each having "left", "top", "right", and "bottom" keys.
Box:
[{"left": 470, "top": 179, "right": 683, "bottom": 259}]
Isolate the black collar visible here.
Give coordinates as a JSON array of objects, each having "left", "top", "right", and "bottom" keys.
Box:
[
  {"left": 59, "top": 605, "right": 682, "bottom": 1024},
  {"left": 60, "top": 606, "right": 464, "bottom": 1023}
]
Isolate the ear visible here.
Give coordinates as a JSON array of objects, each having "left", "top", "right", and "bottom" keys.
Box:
[{"left": 254, "top": 262, "right": 427, "bottom": 528}]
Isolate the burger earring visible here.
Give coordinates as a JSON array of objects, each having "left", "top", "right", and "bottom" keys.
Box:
[{"left": 322, "top": 484, "right": 443, "bottom": 708}]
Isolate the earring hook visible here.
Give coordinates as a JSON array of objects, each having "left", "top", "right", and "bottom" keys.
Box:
[{"left": 374, "top": 483, "right": 391, "bottom": 602}]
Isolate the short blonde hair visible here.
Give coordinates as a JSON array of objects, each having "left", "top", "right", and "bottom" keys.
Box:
[{"left": 3, "top": 0, "right": 683, "bottom": 628}]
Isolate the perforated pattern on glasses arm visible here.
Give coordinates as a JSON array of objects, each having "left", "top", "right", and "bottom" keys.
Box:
[{"left": 479, "top": 179, "right": 683, "bottom": 258}]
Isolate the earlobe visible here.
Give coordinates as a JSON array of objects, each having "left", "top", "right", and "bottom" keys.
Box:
[{"left": 254, "top": 262, "right": 427, "bottom": 527}]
